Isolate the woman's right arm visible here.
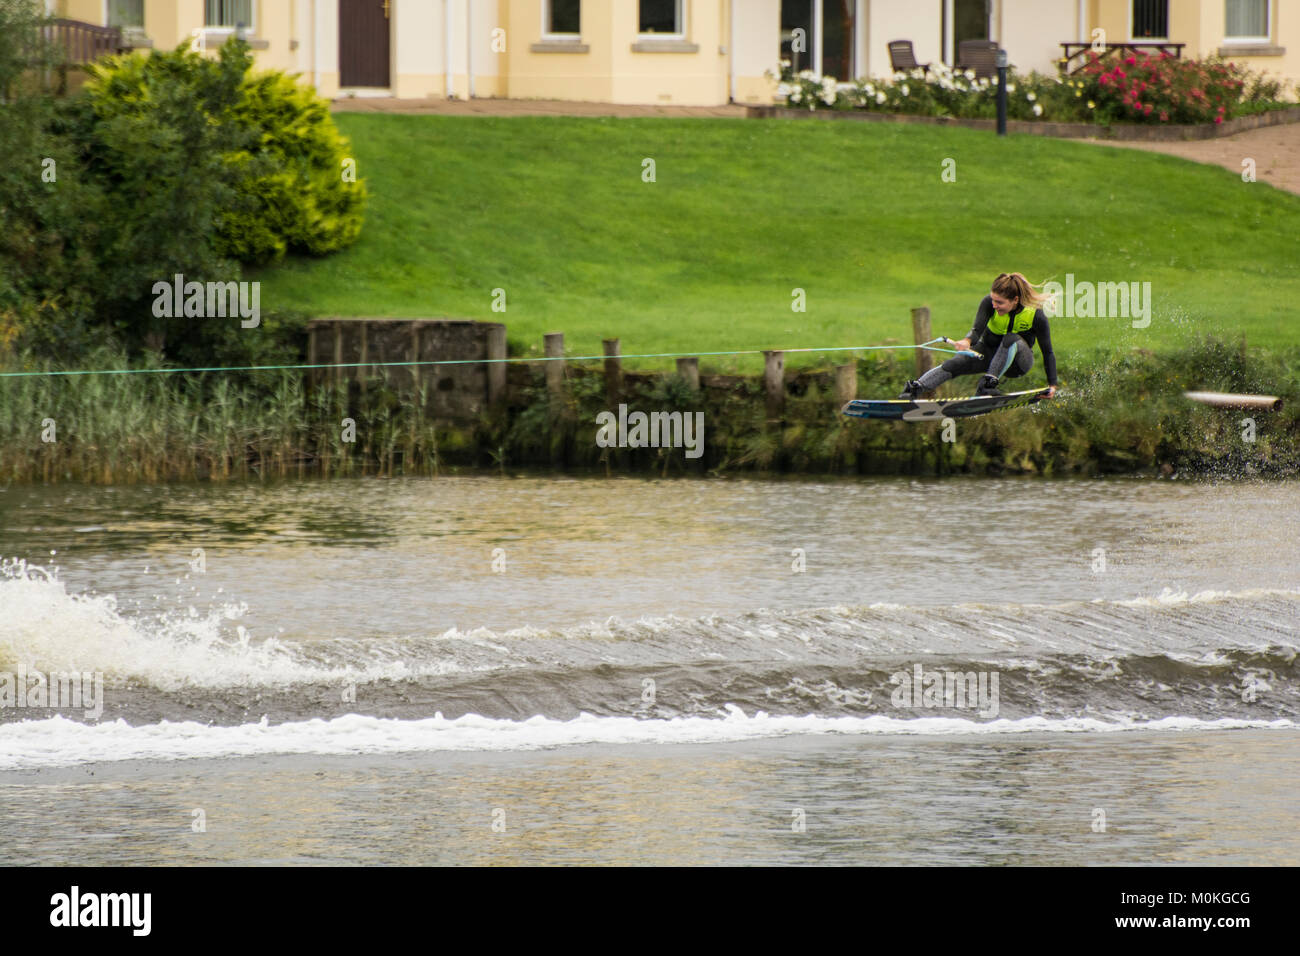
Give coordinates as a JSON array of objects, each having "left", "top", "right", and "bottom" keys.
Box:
[{"left": 962, "top": 295, "right": 994, "bottom": 348}]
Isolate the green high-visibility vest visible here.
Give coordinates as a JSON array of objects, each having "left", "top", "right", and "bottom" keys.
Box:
[{"left": 987, "top": 304, "right": 1036, "bottom": 336}]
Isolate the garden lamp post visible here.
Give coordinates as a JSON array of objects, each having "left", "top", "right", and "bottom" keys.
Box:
[{"left": 996, "top": 49, "right": 1008, "bottom": 136}]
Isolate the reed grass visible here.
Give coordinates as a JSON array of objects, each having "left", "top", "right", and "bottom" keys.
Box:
[{"left": 1, "top": 338, "right": 1296, "bottom": 483}]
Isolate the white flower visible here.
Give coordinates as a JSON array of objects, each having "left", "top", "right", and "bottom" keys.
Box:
[
  {"left": 875, "top": 92, "right": 886, "bottom": 104},
  {"left": 901, "top": 84, "right": 910, "bottom": 96},
  {"left": 776, "top": 82, "right": 790, "bottom": 95},
  {"left": 1026, "top": 91, "right": 1036, "bottom": 101},
  {"left": 1007, "top": 83, "right": 1016, "bottom": 92},
  {"left": 864, "top": 82, "right": 875, "bottom": 95},
  {"left": 1087, "top": 100, "right": 1096, "bottom": 109},
  {"left": 964, "top": 70, "right": 975, "bottom": 80},
  {"left": 781, "top": 58, "right": 792, "bottom": 68},
  {"left": 790, "top": 88, "right": 802, "bottom": 102},
  {"left": 1032, "top": 103, "right": 1043, "bottom": 116}
]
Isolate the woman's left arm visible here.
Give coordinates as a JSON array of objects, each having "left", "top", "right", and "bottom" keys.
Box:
[{"left": 1035, "top": 310, "right": 1059, "bottom": 396}]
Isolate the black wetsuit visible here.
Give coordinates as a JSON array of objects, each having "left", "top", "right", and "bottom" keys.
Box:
[{"left": 916, "top": 294, "right": 1058, "bottom": 390}]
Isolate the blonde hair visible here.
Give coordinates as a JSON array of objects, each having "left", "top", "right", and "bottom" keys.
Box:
[{"left": 991, "top": 272, "right": 1046, "bottom": 309}]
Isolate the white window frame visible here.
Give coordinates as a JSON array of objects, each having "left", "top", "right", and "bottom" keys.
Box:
[
  {"left": 103, "top": 0, "right": 144, "bottom": 29},
  {"left": 1127, "top": 0, "right": 1170, "bottom": 42},
  {"left": 541, "top": 0, "right": 582, "bottom": 42},
  {"left": 637, "top": 0, "right": 684, "bottom": 40},
  {"left": 203, "top": 0, "right": 257, "bottom": 37},
  {"left": 1223, "top": 0, "right": 1270, "bottom": 44}
]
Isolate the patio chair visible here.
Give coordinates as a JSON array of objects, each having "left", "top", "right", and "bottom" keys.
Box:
[
  {"left": 956, "top": 40, "right": 1002, "bottom": 79},
  {"left": 887, "top": 40, "right": 929, "bottom": 73}
]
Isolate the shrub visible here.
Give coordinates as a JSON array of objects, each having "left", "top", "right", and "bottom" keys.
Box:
[
  {"left": 767, "top": 54, "right": 1291, "bottom": 125},
  {"left": 220, "top": 70, "right": 367, "bottom": 264},
  {"left": 1078, "top": 51, "right": 1249, "bottom": 124}
]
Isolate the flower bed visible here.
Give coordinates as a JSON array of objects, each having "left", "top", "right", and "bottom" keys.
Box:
[{"left": 766, "top": 52, "right": 1291, "bottom": 126}]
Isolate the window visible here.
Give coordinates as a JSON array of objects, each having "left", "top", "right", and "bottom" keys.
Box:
[
  {"left": 639, "top": 0, "right": 682, "bottom": 36},
  {"left": 205, "top": 0, "right": 253, "bottom": 30},
  {"left": 1131, "top": 0, "right": 1168, "bottom": 39},
  {"left": 107, "top": 0, "right": 144, "bottom": 28},
  {"left": 1225, "top": 0, "right": 1269, "bottom": 41},
  {"left": 547, "top": 0, "right": 580, "bottom": 35}
]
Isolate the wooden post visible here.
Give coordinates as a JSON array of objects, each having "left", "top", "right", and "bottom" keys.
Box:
[
  {"left": 307, "top": 324, "right": 318, "bottom": 388},
  {"left": 411, "top": 322, "right": 421, "bottom": 393},
  {"left": 544, "top": 332, "right": 565, "bottom": 394},
  {"left": 763, "top": 350, "right": 785, "bottom": 419},
  {"left": 603, "top": 338, "right": 622, "bottom": 407},
  {"left": 676, "top": 356, "right": 699, "bottom": 392},
  {"left": 486, "top": 325, "right": 507, "bottom": 406},
  {"left": 359, "top": 321, "right": 368, "bottom": 395},
  {"left": 333, "top": 321, "right": 344, "bottom": 389},
  {"left": 835, "top": 361, "right": 857, "bottom": 406},
  {"left": 911, "top": 307, "right": 933, "bottom": 380}
]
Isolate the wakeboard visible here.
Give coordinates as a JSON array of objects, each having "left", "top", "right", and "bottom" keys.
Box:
[{"left": 842, "top": 386, "right": 1053, "bottom": 422}]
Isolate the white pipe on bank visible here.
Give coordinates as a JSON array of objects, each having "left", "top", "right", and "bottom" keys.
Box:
[
  {"left": 445, "top": 0, "right": 453, "bottom": 98},
  {"left": 312, "top": 0, "right": 319, "bottom": 91},
  {"left": 466, "top": 0, "right": 474, "bottom": 98}
]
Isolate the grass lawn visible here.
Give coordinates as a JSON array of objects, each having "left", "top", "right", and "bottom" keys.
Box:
[{"left": 254, "top": 114, "right": 1300, "bottom": 377}]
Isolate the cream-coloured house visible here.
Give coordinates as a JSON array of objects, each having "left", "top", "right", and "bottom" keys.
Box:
[{"left": 48, "top": 1, "right": 1297, "bottom": 105}]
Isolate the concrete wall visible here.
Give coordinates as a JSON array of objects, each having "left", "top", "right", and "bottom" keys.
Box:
[
  {"left": 505, "top": 0, "right": 730, "bottom": 105},
  {"left": 1000, "top": 0, "right": 1079, "bottom": 75},
  {"left": 732, "top": 0, "right": 781, "bottom": 104},
  {"left": 307, "top": 319, "right": 506, "bottom": 421}
]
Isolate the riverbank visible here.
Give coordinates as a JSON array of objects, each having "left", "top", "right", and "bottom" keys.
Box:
[{"left": 2, "top": 338, "right": 1294, "bottom": 482}]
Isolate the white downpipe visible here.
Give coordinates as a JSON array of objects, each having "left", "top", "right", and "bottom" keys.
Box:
[
  {"left": 466, "top": 0, "right": 474, "bottom": 98},
  {"left": 727, "top": 0, "right": 734, "bottom": 103},
  {"left": 943, "top": 0, "right": 954, "bottom": 65},
  {"left": 1077, "top": 0, "right": 1087, "bottom": 43},
  {"left": 445, "top": 0, "right": 453, "bottom": 98},
  {"left": 312, "top": 0, "right": 319, "bottom": 91},
  {"left": 812, "top": 0, "right": 823, "bottom": 76}
]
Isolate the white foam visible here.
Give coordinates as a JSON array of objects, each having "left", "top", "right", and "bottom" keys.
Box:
[
  {"left": 1115, "top": 586, "right": 1300, "bottom": 608},
  {"left": 0, "top": 561, "right": 472, "bottom": 690},
  {"left": 0, "top": 709, "right": 1294, "bottom": 771}
]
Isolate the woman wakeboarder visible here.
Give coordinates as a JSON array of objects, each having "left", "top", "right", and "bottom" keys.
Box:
[{"left": 899, "top": 272, "right": 1059, "bottom": 400}]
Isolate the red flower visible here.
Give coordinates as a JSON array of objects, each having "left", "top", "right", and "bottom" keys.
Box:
[
  {"left": 1125, "top": 56, "right": 1137, "bottom": 66},
  {"left": 1143, "top": 103, "right": 1153, "bottom": 115},
  {"left": 1214, "top": 115, "right": 1223, "bottom": 124},
  {"left": 1100, "top": 74, "right": 1111, "bottom": 85},
  {"left": 1159, "top": 111, "right": 1169, "bottom": 121}
]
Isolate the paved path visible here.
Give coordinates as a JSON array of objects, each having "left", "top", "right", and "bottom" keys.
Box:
[
  {"left": 331, "top": 95, "right": 1300, "bottom": 194},
  {"left": 330, "top": 96, "right": 747, "bottom": 119},
  {"left": 1076, "top": 122, "right": 1300, "bottom": 195}
]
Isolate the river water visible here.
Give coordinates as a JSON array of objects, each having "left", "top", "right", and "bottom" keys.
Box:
[{"left": 1, "top": 475, "right": 1297, "bottom": 865}]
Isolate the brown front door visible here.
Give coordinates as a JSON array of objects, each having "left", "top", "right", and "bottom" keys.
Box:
[{"left": 339, "top": 0, "right": 391, "bottom": 88}]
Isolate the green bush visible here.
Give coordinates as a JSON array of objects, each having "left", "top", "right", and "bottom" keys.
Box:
[
  {"left": 0, "top": 16, "right": 366, "bottom": 367},
  {"left": 220, "top": 70, "right": 367, "bottom": 264}
]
